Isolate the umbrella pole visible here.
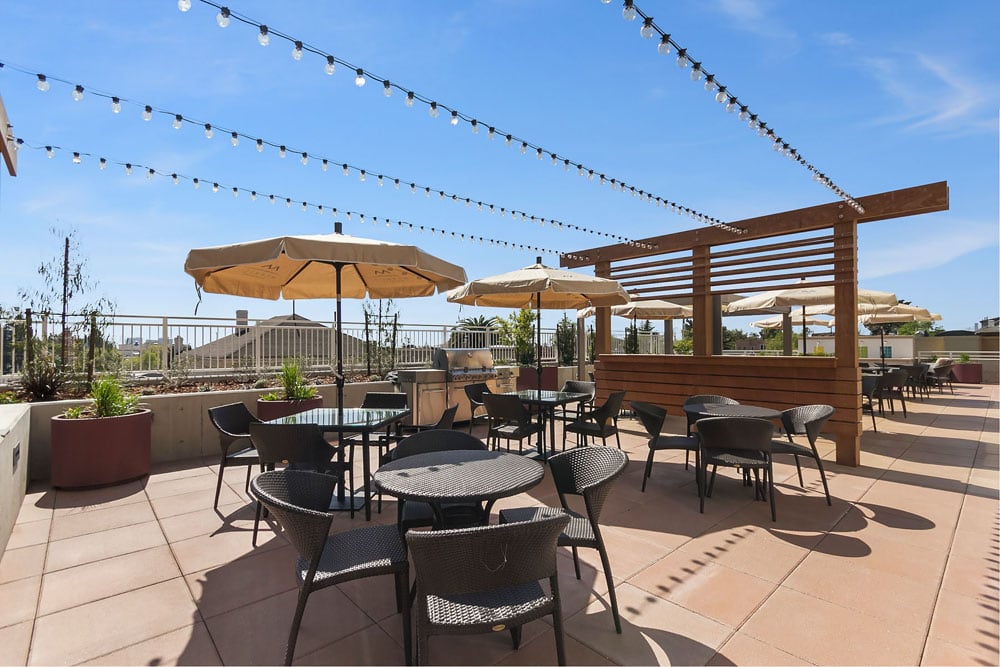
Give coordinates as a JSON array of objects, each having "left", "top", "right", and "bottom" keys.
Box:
[
  {"left": 333, "top": 261, "right": 348, "bottom": 505},
  {"left": 801, "top": 305, "right": 807, "bottom": 355},
  {"left": 880, "top": 327, "right": 886, "bottom": 369}
]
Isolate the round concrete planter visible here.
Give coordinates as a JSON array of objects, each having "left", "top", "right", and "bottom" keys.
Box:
[
  {"left": 255, "top": 396, "right": 324, "bottom": 421},
  {"left": 50, "top": 409, "right": 153, "bottom": 488}
]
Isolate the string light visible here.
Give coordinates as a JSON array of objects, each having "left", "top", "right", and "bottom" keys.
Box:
[
  {"left": 324, "top": 55, "right": 335, "bottom": 75},
  {"left": 72, "top": 152, "right": 81, "bottom": 164},
  {"left": 428, "top": 102, "right": 439, "bottom": 118},
  {"left": 230, "top": 131, "right": 239, "bottom": 147},
  {"left": 257, "top": 25, "right": 269, "bottom": 46},
  {"left": 177, "top": 0, "right": 191, "bottom": 11},
  {"left": 256, "top": 138, "right": 264, "bottom": 152},
  {"left": 292, "top": 41, "right": 303, "bottom": 61},
  {"left": 172, "top": 114, "right": 183, "bottom": 129},
  {"left": 354, "top": 68, "right": 366, "bottom": 87},
  {"left": 278, "top": 145, "right": 286, "bottom": 158},
  {"left": 35, "top": 74, "right": 49, "bottom": 91},
  {"left": 383, "top": 80, "right": 392, "bottom": 97},
  {"left": 405, "top": 91, "right": 414, "bottom": 107},
  {"left": 111, "top": 96, "right": 121, "bottom": 113},
  {"left": 204, "top": 123, "right": 213, "bottom": 139},
  {"left": 300, "top": 152, "right": 308, "bottom": 165},
  {"left": 216, "top": 6, "right": 230, "bottom": 27},
  {"left": 72, "top": 85, "right": 84, "bottom": 101},
  {"left": 450, "top": 110, "right": 459, "bottom": 126},
  {"left": 601, "top": 0, "right": 864, "bottom": 214},
  {"left": 142, "top": 105, "right": 152, "bottom": 121}
]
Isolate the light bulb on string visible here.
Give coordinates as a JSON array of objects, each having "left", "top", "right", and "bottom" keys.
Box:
[
  {"left": 269, "top": 194, "right": 275, "bottom": 204},
  {"left": 99, "top": 158, "right": 107, "bottom": 170},
  {"left": 257, "top": 25, "right": 269, "bottom": 46},
  {"left": 230, "top": 131, "right": 239, "bottom": 147},
  {"left": 147, "top": 168, "right": 155, "bottom": 180},
  {"left": 278, "top": 145, "right": 286, "bottom": 158},
  {"left": 690, "top": 64, "right": 702, "bottom": 81},
  {"left": 738, "top": 106, "right": 749, "bottom": 122},
  {"left": 301, "top": 202, "right": 307, "bottom": 211},
  {"left": 377, "top": 175, "right": 384, "bottom": 187},
  {"left": 177, "top": 0, "right": 191, "bottom": 11},
  {"left": 172, "top": 114, "right": 183, "bottom": 129},
  {"left": 676, "top": 49, "right": 689, "bottom": 68},
  {"left": 657, "top": 34, "right": 671, "bottom": 55},
  {"left": 471, "top": 119, "right": 479, "bottom": 134},
  {"left": 204, "top": 124, "right": 213, "bottom": 139},
  {"left": 383, "top": 80, "right": 392, "bottom": 97},
  {"left": 142, "top": 105, "right": 152, "bottom": 121},
  {"left": 520, "top": 142, "right": 527, "bottom": 154},
  {"left": 232, "top": 187, "right": 239, "bottom": 198},
  {"left": 256, "top": 138, "right": 264, "bottom": 152},
  {"left": 429, "top": 102, "right": 439, "bottom": 118},
  {"left": 72, "top": 85, "right": 84, "bottom": 102},
  {"left": 359, "top": 170, "right": 366, "bottom": 182},
  {"left": 324, "top": 55, "right": 335, "bottom": 75},
  {"left": 216, "top": 7, "right": 230, "bottom": 27},
  {"left": 450, "top": 110, "right": 459, "bottom": 126},
  {"left": 321, "top": 159, "right": 328, "bottom": 171},
  {"left": 45, "top": 146, "right": 53, "bottom": 158},
  {"left": 71, "top": 152, "right": 81, "bottom": 164},
  {"left": 172, "top": 173, "right": 179, "bottom": 184},
  {"left": 622, "top": 1, "right": 637, "bottom": 21},
  {"left": 292, "top": 41, "right": 303, "bottom": 61},
  {"left": 354, "top": 68, "right": 366, "bottom": 87},
  {"left": 211, "top": 182, "right": 219, "bottom": 193},
  {"left": 714, "top": 87, "right": 727, "bottom": 103},
  {"left": 725, "top": 97, "right": 737, "bottom": 112},
  {"left": 285, "top": 198, "right": 291, "bottom": 208},
  {"left": 536, "top": 147, "right": 543, "bottom": 160},
  {"left": 487, "top": 126, "right": 495, "bottom": 139},
  {"left": 111, "top": 97, "right": 121, "bottom": 113},
  {"left": 36, "top": 74, "right": 49, "bottom": 92},
  {"left": 640, "top": 17, "right": 654, "bottom": 38},
  {"left": 405, "top": 91, "right": 414, "bottom": 107},
  {"left": 704, "top": 75, "right": 716, "bottom": 92},
  {"left": 250, "top": 190, "right": 257, "bottom": 200},
  {"left": 124, "top": 163, "right": 132, "bottom": 175},
  {"left": 300, "top": 152, "right": 308, "bottom": 165}
]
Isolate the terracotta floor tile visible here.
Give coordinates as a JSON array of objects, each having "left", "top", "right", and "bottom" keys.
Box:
[
  {"left": 0, "top": 621, "right": 33, "bottom": 666},
  {"left": 145, "top": 471, "right": 221, "bottom": 500},
  {"left": 0, "top": 576, "right": 40, "bottom": 629},
  {"left": 169, "top": 525, "right": 282, "bottom": 575},
  {"left": 4, "top": 519, "right": 51, "bottom": 550},
  {"left": 564, "top": 582, "right": 730, "bottom": 666},
  {"left": 184, "top": 544, "right": 298, "bottom": 619},
  {"left": 15, "top": 493, "right": 55, "bottom": 524},
  {"left": 51, "top": 480, "right": 150, "bottom": 515},
  {"left": 928, "top": 588, "right": 1000, "bottom": 654},
  {"left": 293, "top": 623, "right": 407, "bottom": 666},
  {"left": 0, "top": 544, "right": 46, "bottom": 584},
  {"left": 740, "top": 585, "right": 925, "bottom": 665},
  {"left": 707, "top": 631, "right": 812, "bottom": 666},
  {"left": 37, "top": 545, "right": 182, "bottom": 616},
  {"left": 630, "top": 551, "right": 778, "bottom": 627},
  {"left": 921, "top": 635, "right": 1000, "bottom": 666},
  {"left": 28, "top": 578, "right": 198, "bottom": 666},
  {"left": 204, "top": 585, "right": 374, "bottom": 666},
  {"left": 941, "top": 552, "right": 1000, "bottom": 600},
  {"left": 335, "top": 568, "right": 408, "bottom": 624},
  {"left": 406, "top": 617, "right": 550, "bottom": 667},
  {"left": 675, "top": 524, "right": 810, "bottom": 583},
  {"left": 555, "top": 550, "right": 611, "bottom": 620},
  {"left": 48, "top": 501, "right": 156, "bottom": 541},
  {"left": 81, "top": 621, "right": 222, "bottom": 666},
  {"left": 569, "top": 523, "right": 674, "bottom": 582},
  {"left": 495, "top": 628, "right": 615, "bottom": 666},
  {"left": 149, "top": 486, "right": 243, "bottom": 520},
  {"left": 158, "top": 501, "right": 256, "bottom": 544},
  {"left": 44, "top": 519, "right": 166, "bottom": 572}
]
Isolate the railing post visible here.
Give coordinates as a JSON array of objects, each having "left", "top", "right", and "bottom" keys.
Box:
[
  {"left": 25, "top": 309, "right": 34, "bottom": 369},
  {"left": 161, "top": 317, "right": 170, "bottom": 371}
]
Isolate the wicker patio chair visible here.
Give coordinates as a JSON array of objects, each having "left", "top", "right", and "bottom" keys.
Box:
[
  {"left": 463, "top": 382, "right": 492, "bottom": 434},
  {"left": 251, "top": 470, "right": 411, "bottom": 666},
  {"left": 483, "top": 393, "right": 545, "bottom": 454},
  {"left": 861, "top": 374, "right": 879, "bottom": 431},
  {"left": 407, "top": 513, "right": 570, "bottom": 666},
  {"left": 499, "top": 446, "right": 628, "bottom": 633},
  {"left": 207, "top": 402, "right": 262, "bottom": 510},
  {"left": 383, "top": 404, "right": 459, "bottom": 453},
  {"left": 629, "top": 400, "right": 700, "bottom": 492},
  {"left": 876, "top": 368, "right": 909, "bottom": 418},
  {"left": 562, "top": 390, "right": 625, "bottom": 450},
  {"left": 697, "top": 417, "right": 777, "bottom": 521},
  {"left": 771, "top": 405, "right": 835, "bottom": 505},
  {"left": 556, "top": 380, "right": 596, "bottom": 424},
  {"left": 248, "top": 422, "right": 349, "bottom": 546},
  {"left": 389, "top": 429, "right": 489, "bottom": 533},
  {"left": 928, "top": 360, "right": 955, "bottom": 394},
  {"left": 683, "top": 394, "right": 739, "bottom": 468}
]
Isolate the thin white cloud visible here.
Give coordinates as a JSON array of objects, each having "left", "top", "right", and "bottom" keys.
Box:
[
  {"left": 821, "top": 31, "right": 854, "bottom": 47},
  {"left": 711, "top": 0, "right": 798, "bottom": 46},
  {"left": 860, "top": 220, "right": 998, "bottom": 280}
]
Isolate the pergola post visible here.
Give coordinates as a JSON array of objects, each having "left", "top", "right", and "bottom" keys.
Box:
[
  {"left": 594, "top": 261, "right": 612, "bottom": 356},
  {"left": 692, "top": 246, "right": 712, "bottom": 356},
  {"left": 834, "top": 217, "right": 862, "bottom": 466}
]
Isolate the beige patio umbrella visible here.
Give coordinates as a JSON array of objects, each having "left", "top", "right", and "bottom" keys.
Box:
[
  {"left": 577, "top": 299, "right": 692, "bottom": 353},
  {"left": 447, "top": 257, "right": 629, "bottom": 392},
  {"left": 751, "top": 314, "right": 834, "bottom": 329},
  {"left": 184, "top": 222, "right": 466, "bottom": 409},
  {"left": 855, "top": 305, "right": 939, "bottom": 366}
]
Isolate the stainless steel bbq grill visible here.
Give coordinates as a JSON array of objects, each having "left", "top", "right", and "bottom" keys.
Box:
[{"left": 432, "top": 348, "right": 499, "bottom": 422}]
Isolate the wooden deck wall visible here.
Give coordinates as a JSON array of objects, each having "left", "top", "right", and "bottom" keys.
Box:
[{"left": 595, "top": 354, "right": 863, "bottom": 465}]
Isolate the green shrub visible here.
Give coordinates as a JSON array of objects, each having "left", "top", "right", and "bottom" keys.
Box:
[
  {"left": 0, "top": 391, "right": 20, "bottom": 404},
  {"left": 63, "top": 375, "right": 140, "bottom": 419},
  {"left": 262, "top": 360, "right": 318, "bottom": 401},
  {"left": 554, "top": 315, "right": 576, "bottom": 365},
  {"left": 958, "top": 352, "right": 971, "bottom": 363},
  {"left": 21, "top": 355, "right": 66, "bottom": 401}
]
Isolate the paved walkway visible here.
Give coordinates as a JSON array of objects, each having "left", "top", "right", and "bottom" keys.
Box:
[{"left": 1, "top": 384, "right": 997, "bottom": 665}]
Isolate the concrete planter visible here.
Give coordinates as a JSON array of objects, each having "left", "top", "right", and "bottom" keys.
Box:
[
  {"left": 256, "top": 396, "right": 324, "bottom": 420},
  {"left": 50, "top": 409, "right": 153, "bottom": 488}
]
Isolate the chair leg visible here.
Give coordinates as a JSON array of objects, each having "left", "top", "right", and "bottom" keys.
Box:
[
  {"left": 510, "top": 626, "right": 522, "bottom": 650},
  {"left": 899, "top": 392, "right": 907, "bottom": 418},
  {"left": 813, "top": 453, "right": 832, "bottom": 506},
  {"left": 571, "top": 546, "right": 581, "bottom": 580},
  {"left": 252, "top": 499, "right": 263, "bottom": 547},
  {"left": 614, "top": 429, "right": 621, "bottom": 449},
  {"left": 596, "top": 543, "right": 622, "bottom": 633},
  {"left": 767, "top": 462, "right": 777, "bottom": 522},
  {"left": 642, "top": 447, "right": 655, "bottom": 492},
  {"left": 684, "top": 449, "right": 690, "bottom": 471},
  {"left": 214, "top": 457, "right": 226, "bottom": 510},
  {"left": 397, "top": 570, "right": 412, "bottom": 666},
  {"left": 793, "top": 454, "right": 804, "bottom": 487},
  {"left": 551, "top": 584, "right": 567, "bottom": 666},
  {"left": 284, "top": 586, "right": 311, "bottom": 666},
  {"left": 243, "top": 465, "right": 253, "bottom": 497},
  {"left": 707, "top": 465, "right": 718, "bottom": 497}
]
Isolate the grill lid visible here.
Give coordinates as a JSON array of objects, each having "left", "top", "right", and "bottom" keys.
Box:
[{"left": 433, "top": 347, "right": 497, "bottom": 379}]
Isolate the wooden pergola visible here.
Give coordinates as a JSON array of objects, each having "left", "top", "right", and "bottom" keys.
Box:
[{"left": 562, "top": 181, "right": 948, "bottom": 466}]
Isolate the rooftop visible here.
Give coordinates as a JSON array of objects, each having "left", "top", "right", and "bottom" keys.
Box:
[{"left": 1, "top": 384, "right": 997, "bottom": 665}]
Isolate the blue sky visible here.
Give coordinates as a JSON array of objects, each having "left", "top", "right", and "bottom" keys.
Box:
[{"left": 1, "top": 0, "right": 997, "bottom": 334}]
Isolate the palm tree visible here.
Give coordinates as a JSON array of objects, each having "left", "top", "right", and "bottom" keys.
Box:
[{"left": 450, "top": 315, "right": 500, "bottom": 348}]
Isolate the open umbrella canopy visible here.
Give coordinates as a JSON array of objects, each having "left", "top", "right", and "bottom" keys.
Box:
[
  {"left": 576, "top": 299, "right": 691, "bottom": 320},
  {"left": 725, "top": 286, "right": 898, "bottom": 313},
  {"left": 859, "top": 306, "right": 940, "bottom": 326},
  {"left": 751, "top": 314, "right": 834, "bottom": 329},
  {"left": 447, "top": 259, "right": 629, "bottom": 309},
  {"left": 184, "top": 231, "right": 467, "bottom": 300}
]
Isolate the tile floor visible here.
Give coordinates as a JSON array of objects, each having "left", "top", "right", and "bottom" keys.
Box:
[{"left": 1, "top": 384, "right": 997, "bottom": 665}]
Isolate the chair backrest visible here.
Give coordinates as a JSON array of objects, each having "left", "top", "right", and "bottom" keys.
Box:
[
  {"left": 547, "top": 447, "right": 628, "bottom": 523},
  {"left": 249, "top": 422, "right": 334, "bottom": 467},
  {"left": 561, "top": 380, "right": 596, "bottom": 401},
  {"left": 780, "top": 404, "right": 834, "bottom": 446},
  {"left": 361, "top": 392, "right": 408, "bottom": 409},
  {"left": 885, "top": 368, "right": 908, "bottom": 389},
  {"left": 861, "top": 374, "right": 879, "bottom": 398},
  {"left": 251, "top": 470, "right": 335, "bottom": 573},
  {"left": 685, "top": 394, "right": 740, "bottom": 407},
  {"left": 629, "top": 400, "right": 667, "bottom": 439},
  {"left": 696, "top": 417, "right": 774, "bottom": 455},
  {"left": 483, "top": 393, "right": 530, "bottom": 425},
  {"left": 433, "top": 403, "right": 459, "bottom": 430},
  {"left": 406, "top": 514, "right": 569, "bottom": 597},
  {"left": 463, "top": 382, "right": 491, "bottom": 405},
  {"left": 591, "top": 391, "right": 626, "bottom": 428},
  {"left": 208, "top": 402, "right": 259, "bottom": 438},
  {"left": 393, "top": 429, "right": 487, "bottom": 460}
]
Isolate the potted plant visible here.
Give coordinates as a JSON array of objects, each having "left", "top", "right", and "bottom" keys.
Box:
[
  {"left": 950, "top": 353, "right": 983, "bottom": 384},
  {"left": 50, "top": 375, "right": 153, "bottom": 488},
  {"left": 256, "top": 359, "right": 324, "bottom": 420}
]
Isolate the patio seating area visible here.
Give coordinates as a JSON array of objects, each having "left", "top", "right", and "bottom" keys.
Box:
[{"left": 0, "top": 383, "right": 996, "bottom": 665}]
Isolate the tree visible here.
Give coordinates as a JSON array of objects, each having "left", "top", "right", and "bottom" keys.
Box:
[
  {"left": 449, "top": 315, "right": 499, "bottom": 348},
  {"left": 496, "top": 308, "right": 535, "bottom": 365},
  {"left": 362, "top": 298, "right": 398, "bottom": 376},
  {"left": 17, "top": 227, "right": 115, "bottom": 369},
  {"left": 554, "top": 314, "right": 576, "bottom": 365}
]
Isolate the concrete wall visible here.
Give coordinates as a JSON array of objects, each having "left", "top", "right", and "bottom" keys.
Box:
[
  {"left": 0, "top": 404, "right": 30, "bottom": 554},
  {"left": 27, "top": 381, "right": 393, "bottom": 483},
  {"left": 806, "top": 334, "right": 917, "bottom": 361}
]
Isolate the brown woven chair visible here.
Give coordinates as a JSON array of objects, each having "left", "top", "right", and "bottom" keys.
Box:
[
  {"left": 463, "top": 382, "right": 492, "bottom": 434},
  {"left": 207, "top": 402, "right": 261, "bottom": 510},
  {"left": 248, "top": 422, "right": 349, "bottom": 545},
  {"left": 630, "top": 400, "right": 700, "bottom": 493},
  {"left": 562, "top": 390, "right": 626, "bottom": 449},
  {"left": 251, "top": 470, "right": 411, "bottom": 666},
  {"left": 771, "top": 405, "right": 834, "bottom": 505},
  {"left": 876, "top": 368, "right": 909, "bottom": 418},
  {"left": 861, "top": 375, "right": 879, "bottom": 431},
  {"left": 383, "top": 404, "right": 459, "bottom": 454},
  {"left": 556, "top": 380, "right": 596, "bottom": 424},
  {"left": 697, "top": 417, "right": 777, "bottom": 521},
  {"left": 483, "top": 393, "right": 545, "bottom": 454},
  {"left": 389, "top": 429, "right": 488, "bottom": 533},
  {"left": 407, "top": 513, "right": 570, "bottom": 666},
  {"left": 499, "top": 446, "right": 628, "bottom": 633},
  {"left": 928, "top": 360, "right": 955, "bottom": 394},
  {"left": 684, "top": 394, "right": 739, "bottom": 435}
]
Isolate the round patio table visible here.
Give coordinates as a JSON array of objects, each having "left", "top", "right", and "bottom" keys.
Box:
[
  {"left": 373, "top": 450, "right": 544, "bottom": 527},
  {"left": 682, "top": 403, "right": 782, "bottom": 421}
]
